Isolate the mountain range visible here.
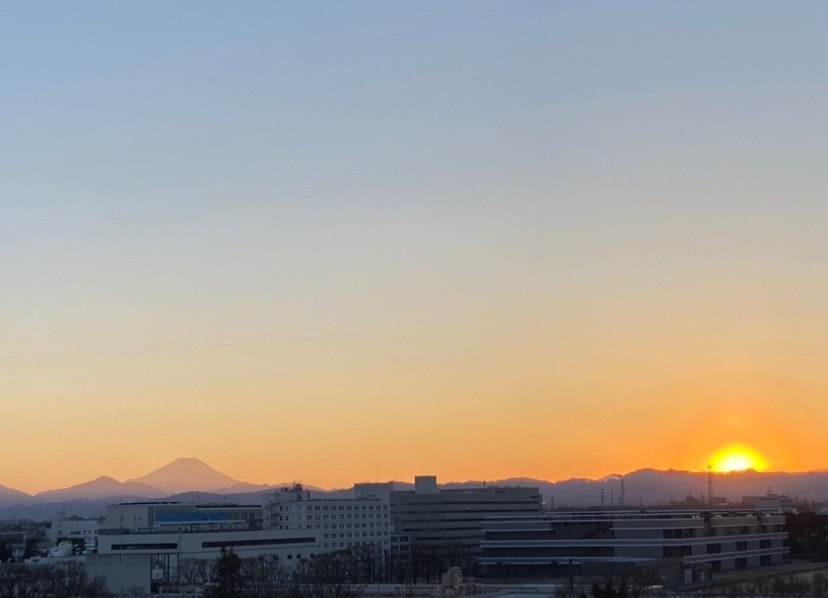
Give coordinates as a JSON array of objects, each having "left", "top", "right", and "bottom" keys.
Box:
[
  {"left": 2, "top": 458, "right": 827, "bottom": 520},
  {"left": 2, "top": 458, "right": 284, "bottom": 507}
]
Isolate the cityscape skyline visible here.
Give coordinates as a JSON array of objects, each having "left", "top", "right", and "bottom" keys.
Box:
[
  {"left": 4, "top": 3, "right": 828, "bottom": 494},
  {"left": 1, "top": 453, "right": 825, "bottom": 499}
]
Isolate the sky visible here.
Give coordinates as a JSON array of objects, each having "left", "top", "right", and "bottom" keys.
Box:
[{"left": 2, "top": 2, "right": 828, "bottom": 493}]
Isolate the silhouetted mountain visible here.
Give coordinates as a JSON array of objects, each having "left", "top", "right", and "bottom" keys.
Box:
[
  {"left": 0, "top": 484, "right": 31, "bottom": 505},
  {"left": 34, "top": 476, "right": 161, "bottom": 502},
  {"left": 389, "top": 470, "right": 828, "bottom": 506},
  {"left": 166, "top": 490, "right": 267, "bottom": 505},
  {"left": 527, "top": 469, "right": 828, "bottom": 507},
  {"left": 3, "top": 464, "right": 828, "bottom": 521},
  {"left": 125, "top": 457, "right": 246, "bottom": 493}
]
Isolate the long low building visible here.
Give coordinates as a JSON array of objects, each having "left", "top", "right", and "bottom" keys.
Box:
[
  {"left": 88, "top": 502, "right": 319, "bottom": 595},
  {"left": 479, "top": 510, "right": 788, "bottom": 586}
]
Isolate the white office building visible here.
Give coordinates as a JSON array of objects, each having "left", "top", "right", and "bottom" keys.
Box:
[
  {"left": 89, "top": 502, "right": 317, "bottom": 595},
  {"left": 264, "top": 482, "right": 392, "bottom": 552},
  {"left": 48, "top": 515, "right": 101, "bottom": 552}
]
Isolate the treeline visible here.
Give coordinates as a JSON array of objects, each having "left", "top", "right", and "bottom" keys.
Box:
[
  {"left": 700, "top": 571, "right": 828, "bottom": 598},
  {"left": 197, "top": 548, "right": 367, "bottom": 598},
  {"left": 786, "top": 512, "right": 828, "bottom": 560},
  {"left": 174, "top": 543, "right": 477, "bottom": 596},
  {"left": 186, "top": 544, "right": 477, "bottom": 598},
  {"left": 0, "top": 560, "right": 109, "bottom": 597}
]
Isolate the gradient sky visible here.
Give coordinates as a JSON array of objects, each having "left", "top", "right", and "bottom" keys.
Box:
[{"left": 3, "top": 2, "right": 828, "bottom": 493}]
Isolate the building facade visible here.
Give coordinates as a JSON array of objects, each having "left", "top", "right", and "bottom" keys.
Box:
[
  {"left": 263, "top": 483, "right": 392, "bottom": 553},
  {"left": 479, "top": 509, "right": 788, "bottom": 586},
  {"left": 48, "top": 515, "right": 101, "bottom": 552},
  {"left": 91, "top": 502, "right": 316, "bottom": 595},
  {"left": 391, "top": 476, "right": 543, "bottom": 555}
]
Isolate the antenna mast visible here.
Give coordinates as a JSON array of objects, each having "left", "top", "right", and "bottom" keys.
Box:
[{"left": 707, "top": 465, "right": 714, "bottom": 506}]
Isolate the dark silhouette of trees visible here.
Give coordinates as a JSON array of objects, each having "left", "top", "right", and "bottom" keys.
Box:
[
  {"left": 291, "top": 552, "right": 360, "bottom": 598},
  {"left": 209, "top": 547, "right": 245, "bottom": 597},
  {"left": 0, "top": 561, "right": 110, "bottom": 597},
  {"left": 703, "top": 573, "right": 828, "bottom": 598},
  {"left": 787, "top": 512, "right": 828, "bottom": 560},
  {"left": 240, "top": 554, "right": 288, "bottom": 597},
  {"left": 591, "top": 581, "right": 627, "bottom": 598},
  {"left": 179, "top": 557, "right": 213, "bottom": 585}
]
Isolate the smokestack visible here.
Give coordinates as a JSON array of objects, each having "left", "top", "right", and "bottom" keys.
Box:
[{"left": 620, "top": 477, "right": 626, "bottom": 507}]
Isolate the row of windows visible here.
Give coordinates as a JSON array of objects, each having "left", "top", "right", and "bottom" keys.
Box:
[
  {"left": 307, "top": 504, "right": 388, "bottom": 511},
  {"left": 112, "top": 543, "right": 178, "bottom": 551},
  {"left": 202, "top": 537, "right": 315, "bottom": 548},
  {"left": 320, "top": 540, "right": 389, "bottom": 550},
  {"left": 322, "top": 542, "right": 357, "bottom": 549},
  {"left": 277, "top": 511, "right": 389, "bottom": 520},
  {"left": 707, "top": 540, "right": 774, "bottom": 554},
  {"left": 322, "top": 532, "right": 384, "bottom": 539},
  {"left": 276, "top": 504, "right": 388, "bottom": 512},
  {"left": 314, "top": 523, "right": 388, "bottom": 530}
]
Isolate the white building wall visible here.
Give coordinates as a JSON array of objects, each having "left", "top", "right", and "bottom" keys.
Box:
[
  {"left": 48, "top": 516, "right": 101, "bottom": 551},
  {"left": 264, "top": 488, "right": 391, "bottom": 553}
]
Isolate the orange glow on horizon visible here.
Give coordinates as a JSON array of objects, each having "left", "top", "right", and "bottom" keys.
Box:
[{"left": 709, "top": 444, "right": 768, "bottom": 473}]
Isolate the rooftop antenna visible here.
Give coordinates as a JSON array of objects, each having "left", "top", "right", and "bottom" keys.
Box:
[{"left": 707, "top": 465, "right": 714, "bottom": 506}]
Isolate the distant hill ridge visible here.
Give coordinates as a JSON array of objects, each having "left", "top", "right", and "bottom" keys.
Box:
[
  {"left": 125, "top": 457, "right": 247, "bottom": 494},
  {"left": 1, "top": 459, "right": 828, "bottom": 519}
]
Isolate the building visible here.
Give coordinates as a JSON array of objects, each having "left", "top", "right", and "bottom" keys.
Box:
[
  {"left": 741, "top": 493, "right": 797, "bottom": 512},
  {"left": 48, "top": 515, "right": 101, "bottom": 552},
  {"left": 264, "top": 482, "right": 392, "bottom": 553},
  {"left": 89, "top": 502, "right": 316, "bottom": 595},
  {"left": 89, "top": 478, "right": 544, "bottom": 592},
  {"left": 391, "top": 476, "right": 543, "bottom": 555},
  {"left": 478, "top": 509, "right": 788, "bottom": 586},
  {"left": 102, "top": 501, "right": 262, "bottom": 532}
]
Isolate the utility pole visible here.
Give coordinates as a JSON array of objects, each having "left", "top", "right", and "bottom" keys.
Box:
[{"left": 707, "top": 465, "right": 714, "bottom": 506}]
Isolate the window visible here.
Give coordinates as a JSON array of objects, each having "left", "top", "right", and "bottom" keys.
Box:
[{"left": 735, "top": 558, "right": 747, "bottom": 569}]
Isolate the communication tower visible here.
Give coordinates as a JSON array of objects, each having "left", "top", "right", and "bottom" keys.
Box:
[{"left": 707, "top": 465, "right": 714, "bottom": 506}]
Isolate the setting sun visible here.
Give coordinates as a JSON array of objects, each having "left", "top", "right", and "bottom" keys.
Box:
[{"left": 709, "top": 444, "right": 768, "bottom": 473}]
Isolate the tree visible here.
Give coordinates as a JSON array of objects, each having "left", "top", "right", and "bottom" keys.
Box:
[
  {"left": 179, "top": 558, "right": 213, "bottom": 586},
  {"left": 291, "top": 552, "right": 361, "bottom": 598},
  {"left": 786, "top": 512, "right": 828, "bottom": 560},
  {"left": 240, "top": 554, "right": 287, "bottom": 597},
  {"left": 209, "top": 547, "right": 245, "bottom": 598}
]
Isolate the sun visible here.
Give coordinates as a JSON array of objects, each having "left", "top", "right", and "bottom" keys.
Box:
[{"left": 709, "top": 444, "right": 767, "bottom": 473}]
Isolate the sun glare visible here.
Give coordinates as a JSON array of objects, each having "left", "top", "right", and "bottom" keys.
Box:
[{"left": 709, "top": 444, "right": 767, "bottom": 473}]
